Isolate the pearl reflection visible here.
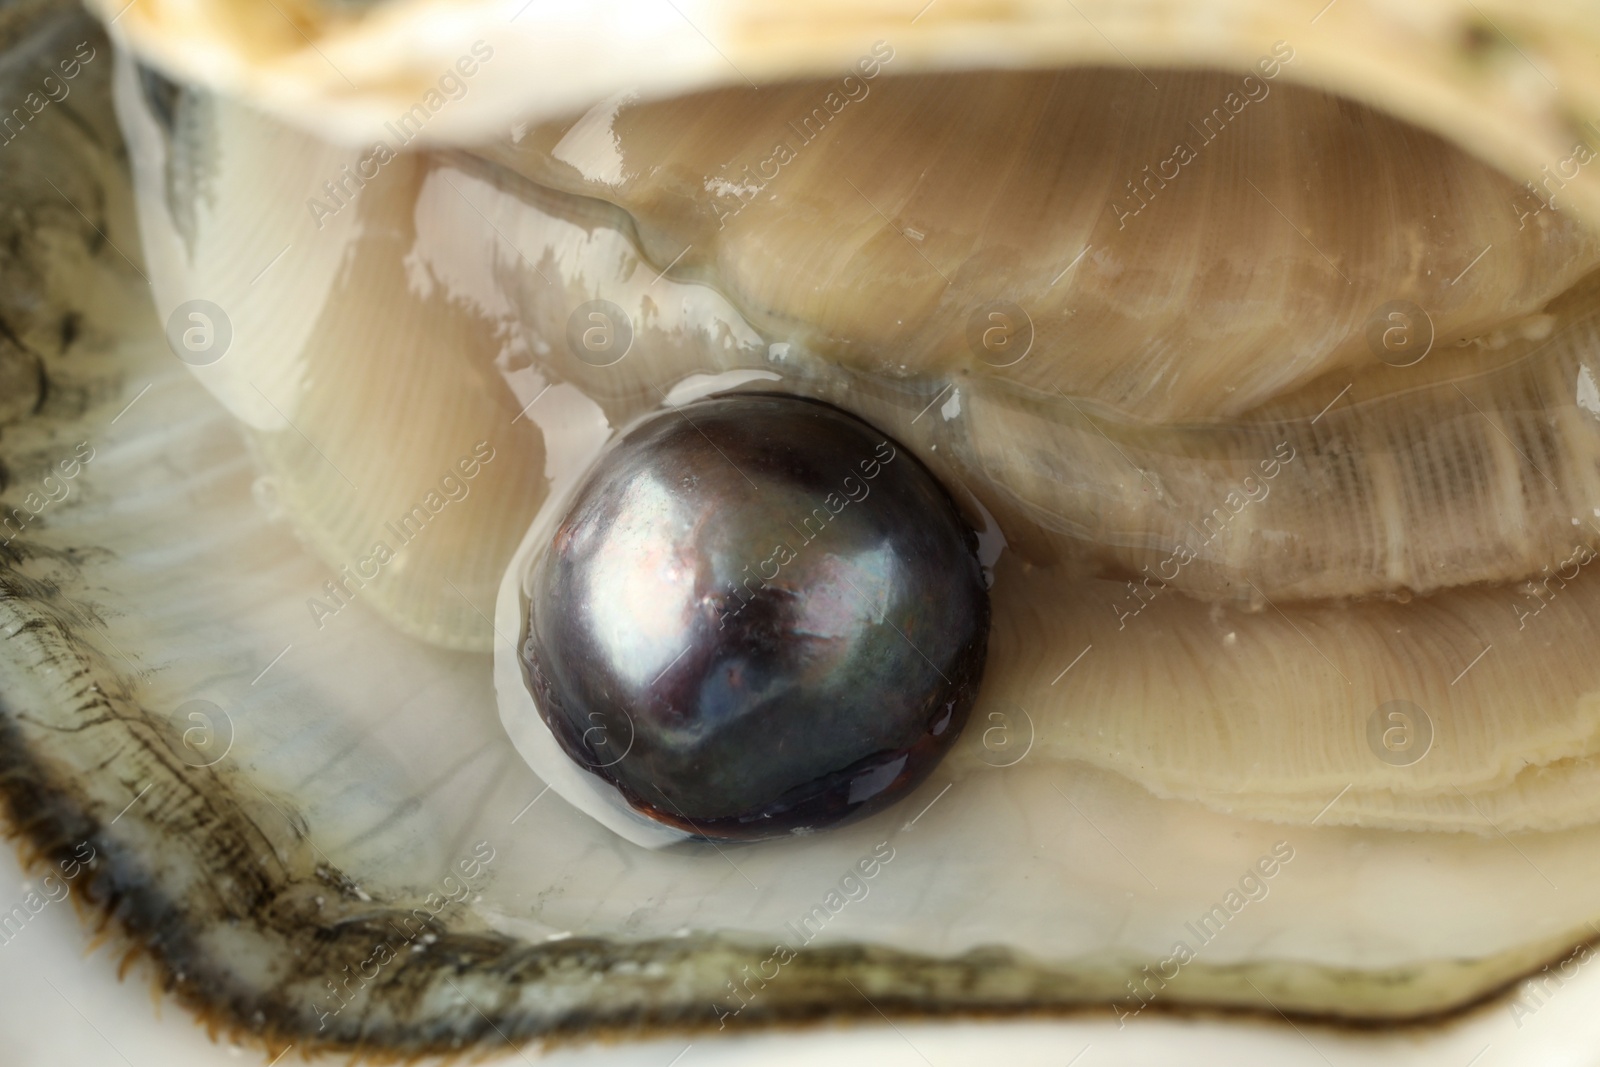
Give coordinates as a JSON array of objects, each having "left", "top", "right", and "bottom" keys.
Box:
[
  {"left": 794, "top": 543, "right": 896, "bottom": 644},
  {"left": 580, "top": 473, "right": 695, "bottom": 690}
]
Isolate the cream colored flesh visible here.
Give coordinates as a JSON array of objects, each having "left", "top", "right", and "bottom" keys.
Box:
[
  {"left": 488, "top": 68, "right": 1600, "bottom": 420},
  {"left": 962, "top": 285, "right": 1600, "bottom": 603},
  {"left": 117, "top": 60, "right": 1600, "bottom": 836}
]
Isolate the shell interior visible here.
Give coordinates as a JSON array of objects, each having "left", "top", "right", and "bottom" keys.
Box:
[{"left": 5, "top": 0, "right": 1600, "bottom": 1058}]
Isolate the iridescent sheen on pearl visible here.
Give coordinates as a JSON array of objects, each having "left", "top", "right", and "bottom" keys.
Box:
[{"left": 521, "top": 394, "right": 989, "bottom": 841}]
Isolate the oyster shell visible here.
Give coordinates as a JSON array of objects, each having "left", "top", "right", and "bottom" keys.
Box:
[{"left": 7, "top": 0, "right": 1600, "bottom": 1062}]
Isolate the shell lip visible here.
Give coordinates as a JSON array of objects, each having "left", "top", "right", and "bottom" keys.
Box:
[
  {"left": 0, "top": 694, "right": 1588, "bottom": 1058},
  {"left": 90, "top": 0, "right": 1600, "bottom": 227}
]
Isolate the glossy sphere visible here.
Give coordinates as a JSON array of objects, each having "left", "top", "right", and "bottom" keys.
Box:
[{"left": 522, "top": 394, "right": 989, "bottom": 841}]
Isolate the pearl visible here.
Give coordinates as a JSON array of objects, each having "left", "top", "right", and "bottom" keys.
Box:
[{"left": 521, "top": 394, "right": 989, "bottom": 841}]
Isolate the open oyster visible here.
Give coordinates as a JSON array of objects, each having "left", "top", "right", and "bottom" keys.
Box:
[{"left": 8, "top": 0, "right": 1600, "bottom": 1061}]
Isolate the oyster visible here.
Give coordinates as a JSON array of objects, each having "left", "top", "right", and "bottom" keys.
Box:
[{"left": 6, "top": 0, "right": 1600, "bottom": 1062}]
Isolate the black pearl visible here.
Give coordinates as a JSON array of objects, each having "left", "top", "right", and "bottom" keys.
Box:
[{"left": 521, "top": 393, "right": 989, "bottom": 842}]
